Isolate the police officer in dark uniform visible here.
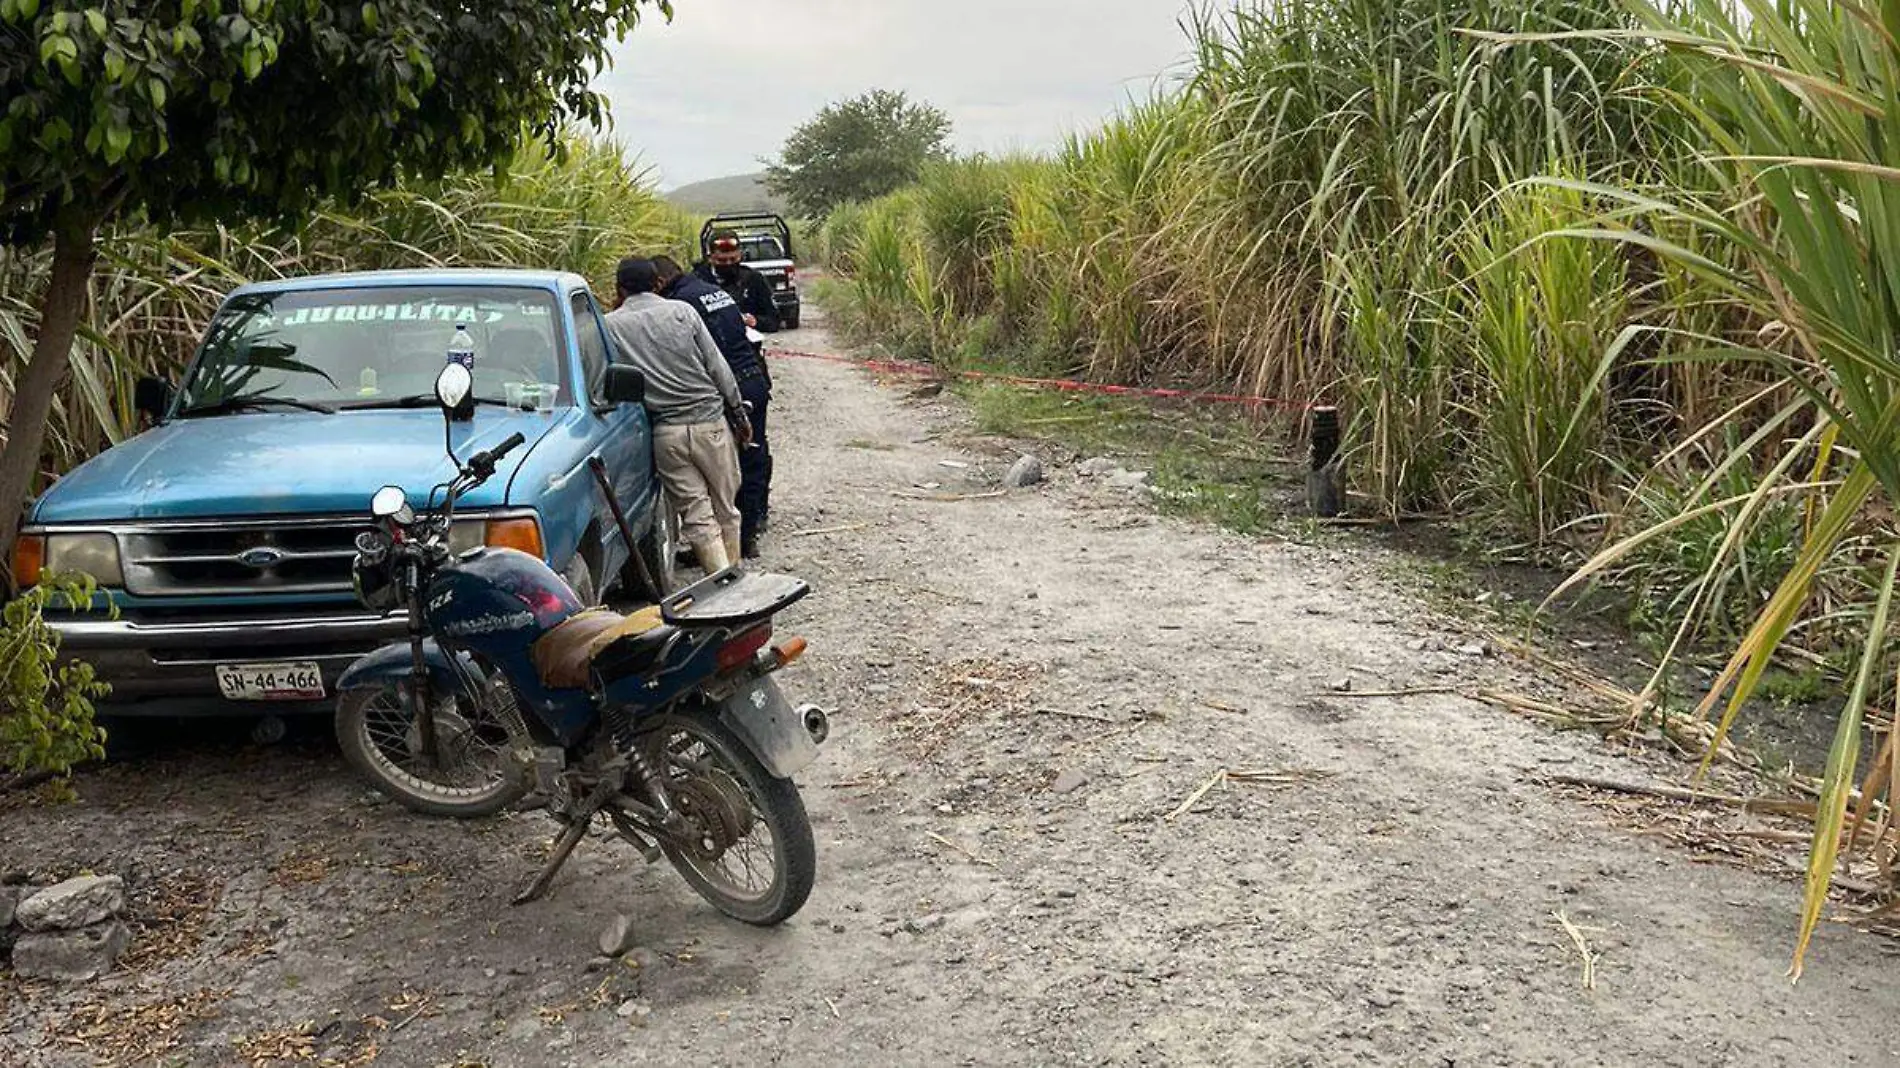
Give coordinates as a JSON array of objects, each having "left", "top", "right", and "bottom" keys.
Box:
[
  {"left": 694, "top": 229, "right": 781, "bottom": 334},
  {"left": 654, "top": 255, "right": 773, "bottom": 558}
]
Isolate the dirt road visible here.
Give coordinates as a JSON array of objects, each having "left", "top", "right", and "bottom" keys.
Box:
[{"left": 4, "top": 315, "right": 1897, "bottom": 1066}]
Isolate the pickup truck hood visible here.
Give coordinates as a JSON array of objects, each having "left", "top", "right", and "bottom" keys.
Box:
[{"left": 31, "top": 409, "right": 560, "bottom": 524}]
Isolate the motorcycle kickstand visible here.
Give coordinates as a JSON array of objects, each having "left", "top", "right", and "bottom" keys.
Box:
[
  {"left": 511, "top": 782, "right": 616, "bottom": 906},
  {"left": 512, "top": 815, "right": 590, "bottom": 906}
]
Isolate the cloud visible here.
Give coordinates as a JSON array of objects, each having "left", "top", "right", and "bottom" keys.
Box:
[{"left": 594, "top": 0, "right": 1197, "bottom": 187}]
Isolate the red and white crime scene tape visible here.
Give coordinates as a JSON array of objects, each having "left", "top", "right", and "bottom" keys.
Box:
[{"left": 764, "top": 347, "right": 1310, "bottom": 412}]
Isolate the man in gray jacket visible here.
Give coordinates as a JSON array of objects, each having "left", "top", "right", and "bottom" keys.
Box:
[{"left": 603, "top": 258, "right": 751, "bottom": 573}]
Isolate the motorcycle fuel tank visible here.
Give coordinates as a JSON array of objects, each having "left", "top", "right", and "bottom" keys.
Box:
[{"left": 424, "top": 547, "right": 582, "bottom": 658}]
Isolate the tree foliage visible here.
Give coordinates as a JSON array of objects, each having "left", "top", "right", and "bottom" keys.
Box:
[
  {"left": 0, "top": 0, "right": 668, "bottom": 562},
  {"left": 0, "top": 0, "right": 669, "bottom": 237},
  {"left": 764, "top": 89, "right": 951, "bottom": 219}
]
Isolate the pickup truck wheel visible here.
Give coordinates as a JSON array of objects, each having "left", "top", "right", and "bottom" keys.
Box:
[
  {"left": 562, "top": 553, "right": 599, "bottom": 607},
  {"left": 782, "top": 308, "right": 800, "bottom": 330},
  {"left": 630, "top": 489, "right": 681, "bottom": 602}
]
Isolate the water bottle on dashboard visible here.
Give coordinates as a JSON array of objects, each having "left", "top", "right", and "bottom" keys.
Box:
[
  {"left": 446, "top": 323, "right": 476, "bottom": 372},
  {"left": 446, "top": 323, "right": 476, "bottom": 421}
]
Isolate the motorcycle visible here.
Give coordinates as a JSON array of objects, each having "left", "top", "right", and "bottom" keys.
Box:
[{"left": 333, "top": 362, "right": 827, "bottom": 924}]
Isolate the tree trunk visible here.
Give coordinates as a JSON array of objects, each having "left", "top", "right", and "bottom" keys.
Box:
[{"left": 0, "top": 214, "right": 101, "bottom": 583}]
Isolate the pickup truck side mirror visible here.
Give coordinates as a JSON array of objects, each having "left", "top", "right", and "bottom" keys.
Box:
[
  {"left": 133, "top": 376, "right": 173, "bottom": 422},
  {"left": 604, "top": 365, "right": 646, "bottom": 405}
]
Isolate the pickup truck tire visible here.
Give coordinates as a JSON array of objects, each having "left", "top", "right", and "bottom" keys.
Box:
[
  {"left": 782, "top": 308, "right": 801, "bottom": 330},
  {"left": 336, "top": 686, "right": 528, "bottom": 819},
  {"left": 562, "top": 552, "right": 599, "bottom": 607},
  {"left": 627, "top": 489, "right": 680, "bottom": 602}
]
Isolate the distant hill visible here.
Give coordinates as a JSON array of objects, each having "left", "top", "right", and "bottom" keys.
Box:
[{"left": 666, "top": 172, "right": 790, "bottom": 216}]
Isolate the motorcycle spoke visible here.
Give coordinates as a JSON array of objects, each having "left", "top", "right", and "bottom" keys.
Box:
[
  {"left": 357, "top": 690, "right": 512, "bottom": 797},
  {"left": 648, "top": 722, "right": 783, "bottom": 903}
]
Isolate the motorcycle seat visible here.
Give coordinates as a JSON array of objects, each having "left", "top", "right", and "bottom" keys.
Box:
[
  {"left": 532, "top": 607, "right": 670, "bottom": 690},
  {"left": 591, "top": 625, "right": 682, "bottom": 686}
]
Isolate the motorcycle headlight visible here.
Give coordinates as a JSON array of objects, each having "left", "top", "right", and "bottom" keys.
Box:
[{"left": 43, "top": 533, "right": 124, "bottom": 587}]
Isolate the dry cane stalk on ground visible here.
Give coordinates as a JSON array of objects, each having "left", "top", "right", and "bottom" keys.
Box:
[
  {"left": 1552, "top": 911, "right": 1601, "bottom": 991},
  {"left": 1164, "top": 766, "right": 1338, "bottom": 823},
  {"left": 889, "top": 657, "right": 1043, "bottom": 760}
]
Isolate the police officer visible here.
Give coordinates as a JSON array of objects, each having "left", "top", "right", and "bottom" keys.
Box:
[
  {"left": 654, "top": 255, "right": 773, "bottom": 558},
  {"left": 694, "top": 229, "right": 781, "bottom": 334}
]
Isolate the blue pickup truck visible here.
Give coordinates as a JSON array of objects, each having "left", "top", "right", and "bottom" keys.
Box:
[{"left": 13, "top": 269, "right": 675, "bottom": 717}]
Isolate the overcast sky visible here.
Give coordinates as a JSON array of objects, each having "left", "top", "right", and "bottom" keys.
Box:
[{"left": 593, "top": 1, "right": 1200, "bottom": 189}]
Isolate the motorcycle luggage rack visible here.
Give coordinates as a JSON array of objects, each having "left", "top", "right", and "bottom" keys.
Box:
[{"left": 661, "top": 568, "right": 809, "bottom": 629}]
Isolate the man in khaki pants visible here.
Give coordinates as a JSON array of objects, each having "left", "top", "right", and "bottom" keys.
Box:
[{"left": 603, "top": 258, "right": 750, "bottom": 573}]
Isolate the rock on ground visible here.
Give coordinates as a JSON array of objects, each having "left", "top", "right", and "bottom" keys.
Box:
[
  {"left": 0, "top": 886, "right": 17, "bottom": 930},
  {"left": 1004, "top": 454, "right": 1045, "bottom": 488},
  {"left": 11, "top": 920, "right": 130, "bottom": 982},
  {"left": 15, "top": 875, "right": 123, "bottom": 933},
  {"left": 1049, "top": 769, "right": 1089, "bottom": 795},
  {"left": 598, "top": 913, "right": 638, "bottom": 958}
]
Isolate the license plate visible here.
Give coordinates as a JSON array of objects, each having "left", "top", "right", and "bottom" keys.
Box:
[{"left": 215, "top": 662, "right": 326, "bottom": 701}]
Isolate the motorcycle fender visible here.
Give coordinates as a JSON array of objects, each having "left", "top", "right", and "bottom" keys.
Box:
[
  {"left": 717, "top": 676, "right": 817, "bottom": 780},
  {"left": 337, "top": 639, "right": 463, "bottom": 695}
]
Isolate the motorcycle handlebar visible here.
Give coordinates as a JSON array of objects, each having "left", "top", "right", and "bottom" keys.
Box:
[
  {"left": 457, "top": 433, "right": 524, "bottom": 482},
  {"left": 464, "top": 432, "right": 527, "bottom": 480}
]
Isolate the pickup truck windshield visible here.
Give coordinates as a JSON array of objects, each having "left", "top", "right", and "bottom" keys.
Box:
[{"left": 180, "top": 285, "right": 566, "bottom": 413}]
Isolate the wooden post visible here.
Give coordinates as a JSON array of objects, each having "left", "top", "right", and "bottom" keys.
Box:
[{"left": 1306, "top": 406, "right": 1344, "bottom": 518}]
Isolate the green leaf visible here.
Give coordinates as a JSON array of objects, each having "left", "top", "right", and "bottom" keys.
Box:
[
  {"left": 243, "top": 47, "right": 263, "bottom": 80},
  {"left": 84, "top": 8, "right": 104, "bottom": 36},
  {"left": 38, "top": 32, "right": 70, "bottom": 65},
  {"left": 362, "top": 2, "right": 378, "bottom": 31},
  {"left": 103, "top": 123, "right": 131, "bottom": 164},
  {"left": 104, "top": 49, "right": 123, "bottom": 83},
  {"left": 146, "top": 77, "right": 166, "bottom": 109}
]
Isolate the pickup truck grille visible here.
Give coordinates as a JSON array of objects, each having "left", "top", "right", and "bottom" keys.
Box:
[{"left": 120, "top": 517, "right": 371, "bottom": 597}]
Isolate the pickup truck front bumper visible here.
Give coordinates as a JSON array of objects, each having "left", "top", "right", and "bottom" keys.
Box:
[{"left": 52, "top": 610, "right": 409, "bottom": 717}]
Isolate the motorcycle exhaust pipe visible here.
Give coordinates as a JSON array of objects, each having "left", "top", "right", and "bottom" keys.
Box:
[{"left": 799, "top": 704, "right": 830, "bottom": 745}]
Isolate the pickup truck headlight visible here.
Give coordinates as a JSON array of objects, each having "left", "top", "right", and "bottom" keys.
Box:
[
  {"left": 449, "top": 516, "right": 545, "bottom": 559},
  {"left": 14, "top": 533, "right": 124, "bottom": 588}
]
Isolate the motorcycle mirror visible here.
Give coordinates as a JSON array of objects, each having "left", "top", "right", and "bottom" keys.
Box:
[
  {"left": 371, "top": 485, "right": 411, "bottom": 522},
  {"left": 435, "top": 362, "right": 473, "bottom": 412}
]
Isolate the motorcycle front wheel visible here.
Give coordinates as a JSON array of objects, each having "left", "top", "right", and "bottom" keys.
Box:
[
  {"left": 336, "top": 684, "right": 528, "bottom": 819},
  {"left": 640, "top": 711, "right": 816, "bottom": 926}
]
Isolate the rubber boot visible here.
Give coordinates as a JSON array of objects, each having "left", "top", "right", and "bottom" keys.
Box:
[
  {"left": 693, "top": 539, "right": 730, "bottom": 575},
  {"left": 722, "top": 530, "right": 744, "bottom": 568}
]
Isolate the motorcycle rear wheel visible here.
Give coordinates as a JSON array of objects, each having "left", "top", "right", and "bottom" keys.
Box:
[
  {"left": 641, "top": 711, "right": 815, "bottom": 926},
  {"left": 336, "top": 684, "right": 527, "bottom": 819}
]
